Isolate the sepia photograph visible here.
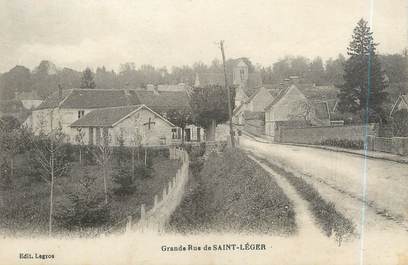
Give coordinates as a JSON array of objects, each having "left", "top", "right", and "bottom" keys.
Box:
[{"left": 0, "top": 0, "right": 407, "bottom": 264}]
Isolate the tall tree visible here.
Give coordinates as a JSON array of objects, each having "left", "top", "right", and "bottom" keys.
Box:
[
  {"left": 190, "top": 85, "right": 235, "bottom": 141},
  {"left": 337, "top": 19, "right": 388, "bottom": 120},
  {"left": 308, "top": 57, "right": 325, "bottom": 85},
  {"left": 325, "top": 54, "right": 346, "bottom": 86},
  {"left": 80, "top": 67, "right": 96, "bottom": 89}
]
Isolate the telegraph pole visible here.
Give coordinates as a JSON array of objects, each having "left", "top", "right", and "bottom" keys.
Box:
[{"left": 220, "top": 40, "right": 235, "bottom": 147}]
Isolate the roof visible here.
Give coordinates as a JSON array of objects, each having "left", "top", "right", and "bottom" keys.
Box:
[
  {"left": 35, "top": 89, "right": 190, "bottom": 113},
  {"left": 70, "top": 105, "right": 175, "bottom": 128},
  {"left": 390, "top": 94, "right": 408, "bottom": 116},
  {"left": 133, "top": 90, "right": 190, "bottom": 112},
  {"left": 264, "top": 85, "right": 292, "bottom": 110}
]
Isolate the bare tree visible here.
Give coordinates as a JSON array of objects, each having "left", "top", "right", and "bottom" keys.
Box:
[
  {"left": 74, "top": 129, "right": 86, "bottom": 165},
  {"left": 88, "top": 131, "right": 112, "bottom": 204},
  {"left": 28, "top": 127, "right": 69, "bottom": 236}
]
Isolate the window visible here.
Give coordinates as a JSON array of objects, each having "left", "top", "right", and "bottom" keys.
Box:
[
  {"left": 78, "top": 110, "right": 85, "bottom": 119},
  {"left": 172, "top": 128, "right": 178, "bottom": 139}
]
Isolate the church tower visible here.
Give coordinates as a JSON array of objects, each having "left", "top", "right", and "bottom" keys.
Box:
[{"left": 233, "top": 59, "right": 249, "bottom": 87}]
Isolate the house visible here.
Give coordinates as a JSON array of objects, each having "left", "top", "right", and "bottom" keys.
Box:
[
  {"left": 24, "top": 88, "right": 196, "bottom": 144},
  {"left": 390, "top": 94, "right": 408, "bottom": 116},
  {"left": 264, "top": 84, "right": 330, "bottom": 139},
  {"left": 232, "top": 87, "right": 274, "bottom": 125},
  {"left": 70, "top": 105, "right": 175, "bottom": 146},
  {"left": 15, "top": 91, "right": 43, "bottom": 110}
]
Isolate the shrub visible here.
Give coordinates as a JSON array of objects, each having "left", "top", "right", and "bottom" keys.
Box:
[
  {"left": 134, "top": 162, "right": 153, "bottom": 179},
  {"left": 320, "top": 138, "right": 364, "bottom": 150},
  {"left": 112, "top": 165, "right": 136, "bottom": 196},
  {"left": 55, "top": 170, "right": 110, "bottom": 230}
]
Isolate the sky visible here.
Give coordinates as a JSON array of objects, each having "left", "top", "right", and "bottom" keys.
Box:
[{"left": 0, "top": 0, "right": 407, "bottom": 73}]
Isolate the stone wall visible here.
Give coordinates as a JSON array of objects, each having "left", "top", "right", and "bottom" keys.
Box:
[
  {"left": 367, "top": 136, "right": 408, "bottom": 156},
  {"left": 278, "top": 124, "right": 378, "bottom": 144}
]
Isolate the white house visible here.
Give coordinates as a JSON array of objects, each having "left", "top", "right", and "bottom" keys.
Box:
[
  {"left": 23, "top": 88, "right": 197, "bottom": 145},
  {"left": 70, "top": 105, "right": 175, "bottom": 146}
]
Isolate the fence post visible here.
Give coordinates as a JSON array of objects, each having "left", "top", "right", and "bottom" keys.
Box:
[
  {"left": 173, "top": 176, "right": 176, "bottom": 187},
  {"left": 162, "top": 187, "right": 167, "bottom": 200},
  {"left": 168, "top": 181, "right": 172, "bottom": 194},
  {"left": 153, "top": 194, "right": 158, "bottom": 209},
  {"left": 141, "top": 204, "right": 146, "bottom": 219},
  {"left": 126, "top": 215, "right": 132, "bottom": 233}
]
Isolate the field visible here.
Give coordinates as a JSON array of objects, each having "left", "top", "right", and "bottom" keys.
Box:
[
  {"left": 0, "top": 150, "right": 179, "bottom": 237},
  {"left": 167, "top": 148, "right": 297, "bottom": 235}
]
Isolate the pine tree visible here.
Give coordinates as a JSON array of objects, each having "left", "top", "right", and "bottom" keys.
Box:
[
  {"left": 338, "top": 19, "right": 388, "bottom": 121},
  {"left": 80, "top": 67, "right": 96, "bottom": 89}
]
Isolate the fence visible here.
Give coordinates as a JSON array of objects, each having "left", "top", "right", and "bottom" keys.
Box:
[
  {"left": 101, "top": 147, "right": 189, "bottom": 236},
  {"left": 367, "top": 136, "right": 408, "bottom": 156}
]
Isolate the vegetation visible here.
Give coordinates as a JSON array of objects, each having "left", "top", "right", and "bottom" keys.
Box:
[
  {"left": 338, "top": 19, "right": 389, "bottom": 121},
  {"left": 258, "top": 158, "right": 355, "bottom": 245},
  {"left": 391, "top": 109, "right": 408, "bottom": 137},
  {"left": 319, "top": 139, "right": 365, "bottom": 150},
  {"left": 80, "top": 67, "right": 96, "bottom": 89},
  {"left": 189, "top": 85, "right": 235, "bottom": 141},
  {"left": 167, "top": 149, "right": 297, "bottom": 235}
]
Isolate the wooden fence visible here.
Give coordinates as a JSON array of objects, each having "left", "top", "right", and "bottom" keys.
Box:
[{"left": 101, "top": 148, "right": 189, "bottom": 236}]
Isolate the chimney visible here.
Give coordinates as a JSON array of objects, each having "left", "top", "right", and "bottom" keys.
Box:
[
  {"left": 289, "top": 76, "right": 300, "bottom": 85},
  {"left": 146, "top": 84, "right": 155, "bottom": 91},
  {"left": 153, "top": 85, "right": 160, "bottom": 95}
]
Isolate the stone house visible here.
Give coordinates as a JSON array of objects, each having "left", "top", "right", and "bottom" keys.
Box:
[
  {"left": 264, "top": 84, "right": 330, "bottom": 138},
  {"left": 70, "top": 105, "right": 175, "bottom": 146},
  {"left": 232, "top": 87, "right": 274, "bottom": 125},
  {"left": 23, "top": 88, "right": 201, "bottom": 145}
]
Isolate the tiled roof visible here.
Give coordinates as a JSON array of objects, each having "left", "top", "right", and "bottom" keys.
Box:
[
  {"left": 70, "top": 105, "right": 142, "bottom": 127},
  {"left": 264, "top": 86, "right": 292, "bottom": 110},
  {"left": 133, "top": 90, "right": 190, "bottom": 112},
  {"left": 35, "top": 89, "right": 190, "bottom": 113}
]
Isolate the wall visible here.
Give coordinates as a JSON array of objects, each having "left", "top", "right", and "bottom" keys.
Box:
[
  {"left": 111, "top": 108, "right": 173, "bottom": 146},
  {"left": 367, "top": 136, "right": 408, "bottom": 156},
  {"left": 278, "top": 124, "right": 378, "bottom": 144}
]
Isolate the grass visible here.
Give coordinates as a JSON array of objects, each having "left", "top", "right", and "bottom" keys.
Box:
[
  {"left": 0, "top": 155, "right": 180, "bottom": 237},
  {"left": 167, "top": 148, "right": 297, "bottom": 235},
  {"left": 254, "top": 156, "right": 355, "bottom": 245}
]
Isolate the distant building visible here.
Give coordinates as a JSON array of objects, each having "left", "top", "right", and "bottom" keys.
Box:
[
  {"left": 15, "top": 91, "right": 43, "bottom": 110},
  {"left": 194, "top": 58, "right": 262, "bottom": 107},
  {"left": 390, "top": 94, "right": 408, "bottom": 116},
  {"left": 232, "top": 87, "right": 274, "bottom": 125},
  {"left": 264, "top": 84, "right": 330, "bottom": 138},
  {"left": 23, "top": 88, "right": 197, "bottom": 145}
]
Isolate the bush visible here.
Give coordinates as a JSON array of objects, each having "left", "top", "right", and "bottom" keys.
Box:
[
  {"left": 320, "top": 138, "right": 364, "bottom": 150},
  {"left": 134, "top": 162, "right": 153, "bottom": 179},
  {"left": 112, "top": 165, "right": 136, "bottom": 196},
  {"left": 55, "top": 170, "right": 110, "bottom": 230}
]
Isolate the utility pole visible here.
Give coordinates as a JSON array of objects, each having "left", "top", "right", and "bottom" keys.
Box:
[{"left": 220, "top": 40, "right": 235, "bottom": 147}]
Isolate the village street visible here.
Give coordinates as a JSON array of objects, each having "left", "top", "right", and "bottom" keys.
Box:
[{"left": 239, "top": 135, "right": 408, "bottom": 260}]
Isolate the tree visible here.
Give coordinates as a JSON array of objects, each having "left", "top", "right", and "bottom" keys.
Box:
[
  {"left": 89, "top": 132, "right": 112, "bottom": 204},
  {"left": 308, "top": 57, "right": 325, "bottom": 85},
  {"left": 112, "top": 165, "right": 136, "bottom": 196},
  {"left": 190, "top": 85, "right": 235, "bottom": 141},
  {"left": 28, "top": 127, "right": 70, "bottom": 236},
  {"left": 74, "top": 129, "right": 86, "bottom": 165},
  {"left": 80, "top": 67, "right": 96, "bottom": 89},
  {"left": 165, "top": 107, "right": 193, "bottom": 145},
  {"left": 55, "top": 168, "right": 110, "bottom": 231},
  {"left": 326, "top": 54, "right": 346, "bottom": 86},
  {"left": 337, "top": 19, "right": 388, "bottom": 121}
]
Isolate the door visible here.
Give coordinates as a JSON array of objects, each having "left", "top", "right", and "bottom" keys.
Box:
[{"left": 185, "top": 128, "right": 191, "bottom": 142}]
